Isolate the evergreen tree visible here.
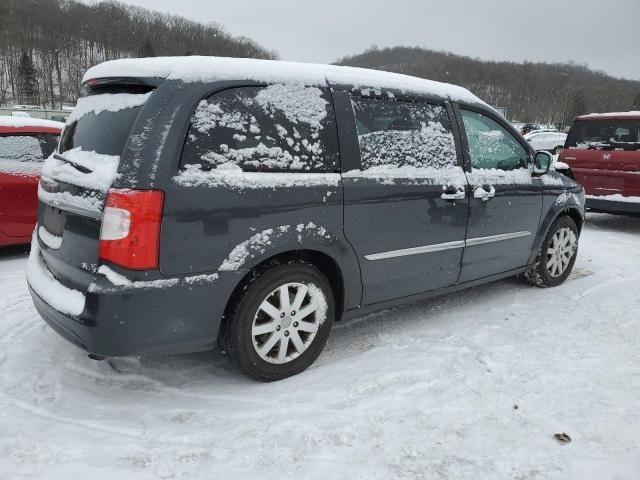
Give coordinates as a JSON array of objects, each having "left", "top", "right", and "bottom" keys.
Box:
[
  {"left": 566, "top": 90, "right": 588, "bottom": 123},
  {"left": 138, "top": 39, "right": 156, "bottom": 58},
  {"left": 631, "top": 93, "right": 640, "bottom": 111},
  {"left": 17, "top": 52, "right": 39, "bottom": 105}
]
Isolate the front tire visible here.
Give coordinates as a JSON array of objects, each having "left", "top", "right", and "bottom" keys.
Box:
[
  {"left": 225, "top": 262, "right": 335, "bottom": 381},
  {"left": 524, "top": 216, "right": 579, "bottom": 287}
]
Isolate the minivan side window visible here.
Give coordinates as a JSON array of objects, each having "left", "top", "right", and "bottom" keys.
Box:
[
  {"left": 351, "top": 97, "right": 458, "bottom": 170},
  {"left": 180, "top": 85, "right": 338, "bottom": 173},
  {"left": 461, "top": 110, "right": 528, "bottom": 171}
]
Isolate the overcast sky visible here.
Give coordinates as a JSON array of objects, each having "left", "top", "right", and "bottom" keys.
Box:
[{"left": 94, "top": 0, "right": 640, "bottom": 80}]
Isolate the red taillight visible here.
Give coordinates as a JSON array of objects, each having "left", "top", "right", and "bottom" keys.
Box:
[{"left": 99, "top": 189, "right": 164, "bottom": 270}]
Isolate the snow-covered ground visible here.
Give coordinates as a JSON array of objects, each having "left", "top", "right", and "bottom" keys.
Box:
[{"left": 1, "top": 213, "right": 639, "bottom": 479}]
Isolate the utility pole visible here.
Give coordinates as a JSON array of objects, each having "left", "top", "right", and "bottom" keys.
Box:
[{"left": 560, "top": 72, "right": 573, "bottom": 130}]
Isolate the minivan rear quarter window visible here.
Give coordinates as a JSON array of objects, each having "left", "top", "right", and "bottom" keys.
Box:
[
  {"left": 180, "top": 85, "right": 338, "bottom": 173},
  {"left": 351, "top": 97, "right": 457, "bottom": 169}
]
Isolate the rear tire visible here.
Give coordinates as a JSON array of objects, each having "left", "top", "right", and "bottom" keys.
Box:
[
  {"left": 224, "top": 262, "right": 334, "bottom": 381},
  {"left": 524, "top": 216, "right": 579, "bottom": 288}
]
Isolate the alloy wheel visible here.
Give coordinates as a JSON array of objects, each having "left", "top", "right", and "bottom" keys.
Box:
[
  {"left": 251, "top": 282, "right": 323, "bottom": 364},
  {"left": 546, "top": 227, "right": 577, "bottom": 277}
]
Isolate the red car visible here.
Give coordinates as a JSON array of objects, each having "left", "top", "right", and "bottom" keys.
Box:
[
  {"left": 560, "top": 112, "right": 640, "bottom": 215},
  {"left": 0, "top": 116, "right": 63, "bottom": 246}
]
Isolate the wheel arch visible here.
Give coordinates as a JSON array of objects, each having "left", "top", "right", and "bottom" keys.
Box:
[
  {"left": 528, "top": 203, "right": 584, "bottom": 266},
  {"left": 218, "top": 248, "right": 354, "bottom": 350}
]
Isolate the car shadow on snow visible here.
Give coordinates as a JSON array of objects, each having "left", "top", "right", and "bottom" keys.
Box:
[
  {"left": 0, "top": 244, "right": 30, "bottom": 260},
  {"left": 585, "top": 212, "right": 640, "bottom": 234}
]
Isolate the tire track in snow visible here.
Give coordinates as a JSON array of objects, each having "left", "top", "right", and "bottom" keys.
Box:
[
  {"left": 571, "top": 274, "right": 640, "bottom": 300},
  {"left": 58, "top": 363, "right": 341, "bottom": 414},
  {"left": 0, "top": 396, "right": 202, "bottom": 445}
]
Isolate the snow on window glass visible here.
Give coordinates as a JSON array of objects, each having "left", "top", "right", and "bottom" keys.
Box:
[
  {"left": 0, "top": 135, "right": 46, "bottom": 175},
  {"left": 0, "top": 135, "right": 44, "bottom": 162},
  {"left": 182, "top": 85, "right": 335, "bottom": 174},
  {"left": 461, "top": 110, "right": 527, "bottom": 171},
  {"left": 351, "top": 98, "right": 457, "bottom": 171}
]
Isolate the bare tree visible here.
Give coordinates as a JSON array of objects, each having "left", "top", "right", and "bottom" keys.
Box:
[{"left": 0, "top": 0, "right": 277, "bottom": 107}]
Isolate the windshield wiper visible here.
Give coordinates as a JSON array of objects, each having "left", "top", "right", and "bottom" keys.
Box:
[{"left": 53, "top": 153, "right": 93, "bottom": 174}]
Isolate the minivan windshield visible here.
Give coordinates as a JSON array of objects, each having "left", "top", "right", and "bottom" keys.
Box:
[{"left": 566, "top": 119, "right": 640, "bottom": 151}]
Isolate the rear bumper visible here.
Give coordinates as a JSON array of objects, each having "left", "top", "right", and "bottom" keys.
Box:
[
  {"left": 28, "top": 256, "right": 243, "bottom": 358},
  {"left": 586, "top": 197, "right": 640, "bottom": 215}
]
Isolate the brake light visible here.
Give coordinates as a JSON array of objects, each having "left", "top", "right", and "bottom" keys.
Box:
[{"left": 99, "top": 189, "right": 164, "bottom": 270}]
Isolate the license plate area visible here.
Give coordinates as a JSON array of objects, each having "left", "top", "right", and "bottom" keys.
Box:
[{"left": 43, "top": 205, "right": 66, "bottom": 236}]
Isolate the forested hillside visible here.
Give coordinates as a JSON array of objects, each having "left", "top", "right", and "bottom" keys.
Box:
[
  {"left": 337, "top": 46, "right": 640, "bottom": 123},
  {"left": 0, "top": 0, "right": 276, "bottom": 109}
]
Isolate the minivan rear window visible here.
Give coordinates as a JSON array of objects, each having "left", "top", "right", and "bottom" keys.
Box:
[
  {"left": 566, "top": 119, "right": 640, "bottom": 150},
  {"left": 59, "top": 106, "right": 142, "bottom": 157}
]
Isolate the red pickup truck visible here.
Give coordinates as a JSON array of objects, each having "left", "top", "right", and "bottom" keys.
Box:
[
  {"left": 560, "top": 112, "right": 640, "bottom": 215},
  {"left": 0, "top": 116, "right": 63, "bottom": 247}
]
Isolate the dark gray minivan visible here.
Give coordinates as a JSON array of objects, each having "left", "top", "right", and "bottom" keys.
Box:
[{"left": 28, "top": 57, "right": 585, "bottom": 381}]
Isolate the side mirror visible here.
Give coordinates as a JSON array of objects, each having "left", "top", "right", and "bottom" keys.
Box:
[{"left": 533, "top": 151, "right": 552, "bottom": 175}]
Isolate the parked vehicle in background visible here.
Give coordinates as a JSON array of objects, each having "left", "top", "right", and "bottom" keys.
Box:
[
  {"left": 560, "top": 112, "right": 640, "bottom": 215},
  {"left": 28, "top": 57, "right": 584, "bottom": 381},
  {"left": 0, "top": 116, "right": 63, "bottom": 247},
  {"left": 12, "top": 111, "right": 32, "bottom": 118},
  {"left": 520, "top": 123, "right": 539, "bottom": 135},
  {"left": 524, "top": 130, "right": 567, "bottom": 154},
  {"left": 13, "top": 105, "right": 42, "bottom": 111}
]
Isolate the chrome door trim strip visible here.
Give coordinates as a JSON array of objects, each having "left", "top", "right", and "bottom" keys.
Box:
[
  {"left": 465, "top": 231, "right": 531, "bottom": 246},
  {"left": 364, "top": 231, "right": 532, "bottom": 261},
  {"left": 364, "top": 240, "right": 466, "bottom": 261}
]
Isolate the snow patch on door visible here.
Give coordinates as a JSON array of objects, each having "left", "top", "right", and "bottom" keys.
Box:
[
  {"left": 218, "top": 224, "right": 332, "bottom": 271},
  {"left": 175, "top": 164, "right": 340, "bottom": 190}
]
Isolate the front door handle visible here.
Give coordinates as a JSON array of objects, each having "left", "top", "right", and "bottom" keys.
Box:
[
  {"left": 441, "top": 187, "right": 465, "bottom": 201},
  {"left": 473, "top": 185, "right": 496, "bottom": 201}
]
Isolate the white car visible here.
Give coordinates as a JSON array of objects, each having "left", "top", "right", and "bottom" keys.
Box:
[{"left": 524, "top": 130, "right": 567, "bottom": 153}]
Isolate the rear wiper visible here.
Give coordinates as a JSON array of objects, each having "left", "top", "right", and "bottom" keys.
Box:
[{"left": 53, "top": 153, "right": 93, "bottom": 174}]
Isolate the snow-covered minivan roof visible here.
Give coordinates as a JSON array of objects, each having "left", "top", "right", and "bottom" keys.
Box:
[{"left": 83, "top": 56, "right": 486, "bottom": 106}]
